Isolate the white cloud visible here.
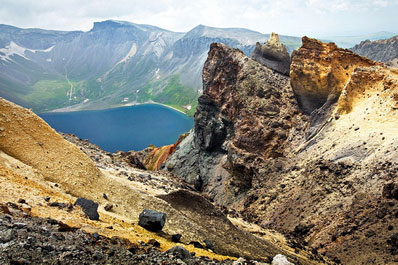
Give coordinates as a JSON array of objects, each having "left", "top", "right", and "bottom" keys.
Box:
[{"left": 0, "top": 0, "right": 396, "bottom": 36}]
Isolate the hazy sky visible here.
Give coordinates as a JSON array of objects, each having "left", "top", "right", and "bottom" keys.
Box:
[{"left": 0, "top": 0, "right": 397, "bottom": 37}]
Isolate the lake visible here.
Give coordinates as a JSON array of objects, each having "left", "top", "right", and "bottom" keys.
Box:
[{"left": 39, "top": 104, "right": 194, "bottom": 152}]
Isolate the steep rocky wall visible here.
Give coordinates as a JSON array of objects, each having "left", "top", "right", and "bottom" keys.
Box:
[
  {"left": 351, "top": 35, "right": 398, "bottom": 63},
  {"left": 166, "top": 43, "right": 308, "bottom": 205}
]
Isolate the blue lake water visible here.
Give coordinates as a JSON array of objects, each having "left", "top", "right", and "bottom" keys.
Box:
[{"left": 39, "top": 104, "right": 194, "bottom": 152}]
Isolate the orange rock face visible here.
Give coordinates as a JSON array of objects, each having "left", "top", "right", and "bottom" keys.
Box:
[
  {"left": 143, "top": 133, "right": 188, "bottom": 171},
  {"left": 290, "top": 36, "right": 379, "bottom": 114}
]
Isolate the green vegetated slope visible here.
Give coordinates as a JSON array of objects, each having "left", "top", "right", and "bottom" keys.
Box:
[
  {"left": 137, "top": 75, "right": 199, "bottom": 116},
  {"left": 23, "top": 75, "right": 199, "bottom": 115},
  {"left": 18, "top": 79, "right": 102, "bottom": 113}
]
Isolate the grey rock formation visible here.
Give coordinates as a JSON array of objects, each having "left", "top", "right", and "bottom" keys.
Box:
[
  {"left": 386, "top": 58, "right": 398, "bottom": 68},
  {"left": 351, "top": 35, "right": 398, "bottom": 63},
  {"left": 251, "top": 33, "right": 291, "bottom": 75},
  {"left": 165, "top": 43, "right": 307, "bottom": 205}
]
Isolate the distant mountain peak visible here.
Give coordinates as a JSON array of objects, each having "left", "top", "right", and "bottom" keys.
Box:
[
  {"left": 91, "top": 20, "right": 133, "bottom": 31},
  {"left": 91, "top": 20, "right": 174, "bottom": 33}
]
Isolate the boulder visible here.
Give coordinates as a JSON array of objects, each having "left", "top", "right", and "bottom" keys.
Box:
[
  {"left": 0, "top": 229, "right": 16, "bottom": 243},
  {"left": 171, "top": 234, "right": 182, "bottom": 243},
  {"left": 203, "top": 239, "right": 214, "bottom": 251},
  {"left": 272, "top": 254, "right": 294, "bottom": 265},
  {"left": 166, "top": 246, "right": 191, "bottom": 260},
  {"left": 138, "top": 209, "right": 166, "bottom": 232},
  {"left": 74, "top": 198, "right": 99, "bottom": 220}
]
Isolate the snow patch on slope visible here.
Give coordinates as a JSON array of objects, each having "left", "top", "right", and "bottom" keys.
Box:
[{"left": 0, "top": 41, "right": 54, "bottom": 62}]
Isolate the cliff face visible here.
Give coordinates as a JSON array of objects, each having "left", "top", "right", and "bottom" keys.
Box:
[
  {"left": 166, "top": 43, "right": 308, "bottom": 205},
  {"left": 351, "top": 35, "right": 398, "bottom": 63},
  {"left": 167, "top": 37, "right": 398, "bottom": 264},
  {"left": 247, "top": 38, "right": 398, "bottom": 265}
]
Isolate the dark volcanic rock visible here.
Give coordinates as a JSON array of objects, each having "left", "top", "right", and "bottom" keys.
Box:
[
  {"left": 251, "top": 32, "right": 291, "bottom": 75},
  {"left": 172, "top": 233, "right": 182, "bottom": 243},
  {"left": 194, "top": 95, "right": 229, "bottom": 152},
  {"left": 204, "top": 239, "right": 215, "bottom": 251},
  {"left": 138, "top": 209, "right": 166, "bottom": 232},
  {"left": 382, "top": 183, "right": 398, "bottom": 200},
  {"left": 166, "top": 42, "right": 308, "bottom": 205},
  {"left": 75, "top": 198, "right": 99, "bottom": 220},
  {"left": 190, "top": 241, "right": 204, "bottom": 249}
]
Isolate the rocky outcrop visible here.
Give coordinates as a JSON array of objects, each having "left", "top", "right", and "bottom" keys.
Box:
[
  {"left": 168, "top": 38, "right": 398, "bottom": 264},
  {"left": 290, "top": 36, "right": 378, "bottom": 115},
  {"left": 251, "top": 33, "right": 291, "bottom": 75},
  {"left": 166, "top": 43, "right": 308, "bottom": 205},
  {"left": 244, "top": 38, "right": 398, "bottom": 264},
  {"left": 351, "top": 35, "right": 398, "bottom": 63}
]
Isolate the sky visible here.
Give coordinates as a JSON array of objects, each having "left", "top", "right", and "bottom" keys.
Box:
[{"left": 0, "top": 0, "right": 397, "bottom": 37}]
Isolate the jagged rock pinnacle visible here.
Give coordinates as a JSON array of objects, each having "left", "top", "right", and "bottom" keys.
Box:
[{"left": 251, "top": 32, "right": 291, "bottom": 75}]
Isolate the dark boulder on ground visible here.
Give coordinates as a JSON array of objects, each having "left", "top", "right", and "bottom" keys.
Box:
[
  {"left": 138, "top": 209, "right": 166, "bottom": 232},
  {"left": 172, "top": 234, "right": 182, "bottom": 242},
  {"left": 166, "top": 246, "right": 192, "bottom": 260},
  {"left": 74, "top": 198, "right": 99, "bottom": 220},
  {"left": 204, "top": 239, "right": 215, "bottom": 251}
]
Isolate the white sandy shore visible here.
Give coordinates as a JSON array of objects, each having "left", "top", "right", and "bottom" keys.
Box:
[{"left": 45, "top": 100, "right": 189, "bottom": 116}]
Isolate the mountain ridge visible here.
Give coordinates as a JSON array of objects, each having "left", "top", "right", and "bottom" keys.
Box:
[
  {"left": 1, "top": 20, "right": 395, "bottom": 115},
  {"left": 0, "top": 20, "right": 301, "bottom": 114},
  {"left": 351, "top": 35, "right": 398, "bottom": 64}
]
